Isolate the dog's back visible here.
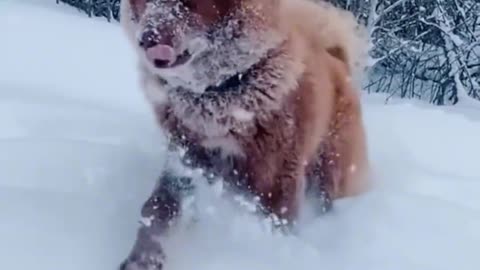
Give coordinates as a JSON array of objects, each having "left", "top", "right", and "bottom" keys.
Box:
[{"left": 282, "top": 0, "right": 369, "bottom": 83}]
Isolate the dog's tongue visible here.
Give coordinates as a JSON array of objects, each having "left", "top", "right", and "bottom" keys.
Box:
[{"left": 146, "top": 45, "right": 176, "bottom": 65}]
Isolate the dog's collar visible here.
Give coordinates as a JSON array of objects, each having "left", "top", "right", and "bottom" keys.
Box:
[
  {"left": 154, "top": 67, "right": 250, "bottom": 94},
  {"left": 203, "top": 44, "right": 285, "bottom": 94},
  {"left": 204, "top": 69, "right": 251, "bottom": 93}
]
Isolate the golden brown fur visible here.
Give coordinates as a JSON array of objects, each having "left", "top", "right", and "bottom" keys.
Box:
[
  {"left": 121, "top": 0, "right": 371, "bottom": 223},
  {"left": 119, "top": 0, "right": 371, "bottom": 269},
  {"left": 150, "top": 0, "right": 370, "bottom": 219}
]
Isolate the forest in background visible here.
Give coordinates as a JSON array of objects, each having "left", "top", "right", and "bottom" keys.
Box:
[{"left": 56, "top": 0, "right": 480, "bottom": 106}]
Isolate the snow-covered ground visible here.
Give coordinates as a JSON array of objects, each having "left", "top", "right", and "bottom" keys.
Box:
[{"left": 1, "top": 1, "right": 479, "bottom": 270}]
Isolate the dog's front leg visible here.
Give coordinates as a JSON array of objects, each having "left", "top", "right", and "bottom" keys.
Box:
[{"left": 120, "top": 171, "right": 193, "bottom": 270}]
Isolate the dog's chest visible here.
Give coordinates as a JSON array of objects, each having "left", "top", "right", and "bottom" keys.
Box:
[
  {"left": 179, "top": 135, "right": 251, "bottom": 188},
  {"left": 156, "top": 107, "right": 245, "bottom": 176}
]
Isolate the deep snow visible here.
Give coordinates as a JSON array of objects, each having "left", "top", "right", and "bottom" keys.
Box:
[{"left": 1, "top": 1, "right": 480, "bottom": 270}]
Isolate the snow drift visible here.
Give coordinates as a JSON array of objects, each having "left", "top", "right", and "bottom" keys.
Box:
[{"left": 0, "top": 1, "right": 479, "bottom": 270}]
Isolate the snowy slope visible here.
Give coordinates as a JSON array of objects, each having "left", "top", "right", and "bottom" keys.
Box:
[{"left": 1, "top": 1, "right": 479, "bottom": 270}]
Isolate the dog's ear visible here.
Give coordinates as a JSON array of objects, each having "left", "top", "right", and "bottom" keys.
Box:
[{"left": 129, "top": 0, "right": 147, "bottom": 20}]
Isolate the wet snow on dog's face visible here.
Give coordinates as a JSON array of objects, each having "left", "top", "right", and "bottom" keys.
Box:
[{"left": 129, "top": 0, "right": 283, "bottom": 93}]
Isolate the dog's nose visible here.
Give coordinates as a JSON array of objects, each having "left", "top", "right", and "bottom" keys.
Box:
[
  {"left": 139, "top": 30, "right": 174, "bottom": 49},
  {"left": 140, "top": 31, "right": 176, "bottom": 68},
  {"left": 146, "top": 44, "right": 176, "bottom": 68}
]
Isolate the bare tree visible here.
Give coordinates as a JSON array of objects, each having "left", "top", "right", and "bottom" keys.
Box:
[{"left": 327, "top": 0, "right": 480, "bottom": 105}]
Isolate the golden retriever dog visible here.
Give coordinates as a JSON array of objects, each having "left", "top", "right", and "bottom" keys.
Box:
[{"left": 119, "top": 0, "right": 370, "bottom": 269}]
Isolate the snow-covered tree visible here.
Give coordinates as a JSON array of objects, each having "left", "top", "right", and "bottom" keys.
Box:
[
  {"left": 56, "top": 0, "right": 121, "bottom": 21},
  {"left": 327, "top": 0, "right": 480, "bottom": 105}
]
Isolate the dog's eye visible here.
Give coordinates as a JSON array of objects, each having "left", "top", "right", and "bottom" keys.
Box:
[{"left": 180, "top": 0, "right": 197, "bottom": 10}]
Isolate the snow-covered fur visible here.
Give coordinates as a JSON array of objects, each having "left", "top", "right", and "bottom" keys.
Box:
[
  {"left": 121, "top": 0, "right": 285, "bottom": 94},
  {"left": 119, "top": 0, "right": 371, "bottom": 269}
]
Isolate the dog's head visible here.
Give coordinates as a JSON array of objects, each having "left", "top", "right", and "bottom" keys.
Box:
[{"left": 121, "top": 0, "right": 284, "bottom": 93}]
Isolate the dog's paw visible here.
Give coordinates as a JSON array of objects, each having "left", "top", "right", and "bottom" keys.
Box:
[{"left": 119, "top": 248, "right": 165, "bottom": 270}]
